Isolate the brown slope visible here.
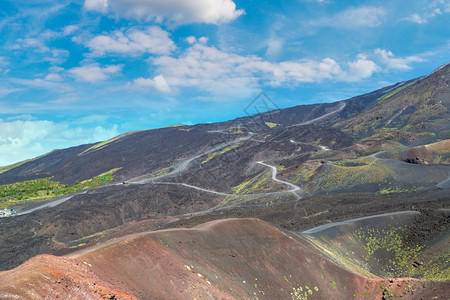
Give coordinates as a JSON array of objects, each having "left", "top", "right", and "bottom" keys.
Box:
[{"left": 1, "top": 218, "right": 448, "bottom": 299}]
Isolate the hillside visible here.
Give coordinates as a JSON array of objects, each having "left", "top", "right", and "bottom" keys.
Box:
[
  {"left": 336, "top": 62, "right": 450, "bottom": 144},
  {"left": 1, "top": 218, "right": 448, "bottom": 299},
  {"left": 0, "top": 64, "right": 449, "bottom": 298}
]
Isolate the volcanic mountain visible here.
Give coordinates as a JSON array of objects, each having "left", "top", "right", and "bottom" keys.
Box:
[{"left": 0, "top": 63, "right": 449, "bottom": 298}]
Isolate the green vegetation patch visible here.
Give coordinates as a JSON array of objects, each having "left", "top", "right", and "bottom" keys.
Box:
[
  {"left": 232, "top": 173, "right": 270, "bottom": 194},
  {"left": 163, "top": 124, "right": 183, "bottom": 128},
  {"left": 0, "top": 150, "right": 55, "bottom": 174},
  {"left": 379, "top": 186, "right": 423, "bottom": 194},
  {"left": 353, "top": 226, "right": 423, "bottom": 274},
  {"left": 377, "top": 81, "right": 416, "bottom": 104},
  {"left": 202, "top": 144, "right": 240, "bottom": 164},
  {"left": 265, "top": 122, "right": 279, "bottom": 128},
  {"left": 78, "top": 131, "right": 141, "bottom": 156},
  {"left": 414, "top": 250, "right": 450, "bottom": 281},
  {"left": 153, "top": 166, "right": 173, "bottom": 177},
  {"left": 295, "top": 159, "right": 393, "bottom": 193},
  {"left": 0, "top": 167, "right": 121, "bottom": 209}
]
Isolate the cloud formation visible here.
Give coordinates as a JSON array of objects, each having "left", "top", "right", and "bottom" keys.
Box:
[
  {"left": 0, "top": 120, "right": 119, "bottom": 166},
  {"left": 311, "top": 6, "right": 386, "bottom": 28},
  {"left": 150, "top": 42, "right": 381, "bottom": 98},
  {"left": 87, "top": 26, "right": 175, "bottom": 56},
  {"left": 132, "top": 74, "right": 171, "bottom": 93},
  {"left": 68, "top": 64, "right": 122, "bottom": 82},
  {"left": 83, "top": 0, "right": 244, "bottom": 25},
  {"left": 375, "top": 49, "right": 424, "bottom": 70}
]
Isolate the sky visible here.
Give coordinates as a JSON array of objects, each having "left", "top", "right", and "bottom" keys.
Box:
[{"left": 0, "top": 0, "right": 449, "bottom": 166}]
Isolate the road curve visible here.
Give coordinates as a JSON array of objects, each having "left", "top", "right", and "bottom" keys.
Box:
[{"left": 256, "top": 161, "right": 301, "bottom": 198}]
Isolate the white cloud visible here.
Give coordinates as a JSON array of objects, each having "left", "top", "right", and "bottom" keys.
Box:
[
  {"left": 87, "top": 26, "right": 175, "bottom": 56},
  {"left": 186, "top": 36, "right": 197, "bottom": 44},
  {"left": 149, "top": 42, "right": 380, "bottom": 99},
  {"left": 339, "top": 55, "right": 380, "bottom": 82},
  {"left": 11, "top": 77, "right": 72, "bottom": 92},
  {"left": 0, "top": 87, "right": 22, "bottom": 96},
  {"left": 404, "top": 8, "right": 442, "bottom": 24},
  {"left": 0, "top": 120, "right": 119, "bottom": 166},
  {"left": 311, "top": 6, "right": 386, "bottom": 28},
  {"left": 0, "top": 56, "right": 9, "bottom": 75},
  {"left": 44, "top": 73, "right": 63, "bottom": 81},
  {"left": 83, "top": 0, "right": 244, "bottom": 25},
  {"left": 133, "top": 75, "right": 171, "bottom": 93},
  {"left": 13, "top": 34, "right": 69, "bottom": 64},
  {"left": 405, "top": 13, "right": 428, "bottom": 24},
  {"left": 63, "top": 25, "right": 79, "bottom": 36},
  {"left": 68, "top": 63, "right": 122, "bottom": 82},
  {"left": 375, "top": 49, "right": 424, "bottom": 70},
  {"left": 152, "top": 43, "right": 260, "bottom": 98},
  {"left": 265, "top": 37, "right": 284, "bottom": 58},
  {"left": 83, "top": 0, "right": 108, "bottom": 12}
]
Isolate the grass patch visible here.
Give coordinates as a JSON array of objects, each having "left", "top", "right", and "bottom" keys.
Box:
[
  {"left": 163, "top": 124, "right": 183, "bottom": 128},
  {"left": 354, "top": 226, "right": 423, "bottom": 274},
  {"left": 232, "top": 173, "right": 270, "bottom": 194},
  {"left": 78, "top": 131, "right": 141, "bottom": 156},
  {"left": 202, "top": 144, "right": 240, "bottom": 164},
  {"left": 0, "top": 168, "right": 121, "bottom": 209},
  {"left": 377, "top": 81, "right": 416, "bottom": 104},
  {"left": 295, "top": 160, "right": 393, "bottom": 193},
  {"left": 154, "top": 166, "right": 173, "bottom": 177},
  {"left": 0, "top": 151, "right": 55, "bottom": 174},
  {"left": 265, "top": 122, "right": 279, "bottom": 128}
]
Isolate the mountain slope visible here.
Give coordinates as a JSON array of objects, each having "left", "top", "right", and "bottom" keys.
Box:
[
  {"left": 335, "top": 62, "right": 450, "bottom": 144},
  {"left": 0, "top": 63, "right": 448, "bottom": 279},
  {"left": 1, "top": 218, "right": 448, "bottom": 299},
  {"left": 0, "top": 72, "right": 424, "bottom": 187}
]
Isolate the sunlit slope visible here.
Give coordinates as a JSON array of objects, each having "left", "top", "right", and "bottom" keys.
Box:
[
  {"left": 1, "top": 218, "right": 448, "bottom": 299},
  {"left": 301, "top": 210, "right": 449, "bottom": 281},
  {"left": 336, "top": 63, "right": 450, "bottom": 144},
  {"left": 291, "top": 140, "right": 450, "bottom": 195}
]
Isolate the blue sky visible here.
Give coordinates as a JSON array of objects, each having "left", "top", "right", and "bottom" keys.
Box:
[{"left": 0, "top": 0, "right": 449, "bottom": 166}]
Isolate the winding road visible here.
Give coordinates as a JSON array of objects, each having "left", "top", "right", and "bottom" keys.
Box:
[
  {"left": 256, "top": 161, "right": 301, "bottom": 198},
  {"left": 9, "top": 102, "right": 349, "bottom": 217},
  {"left": 301, "top": 211, "right": 420, "bottom": 235}
]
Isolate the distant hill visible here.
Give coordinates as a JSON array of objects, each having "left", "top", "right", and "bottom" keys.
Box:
[
  {"left": 335, "top": 62, "right": 449, "bottom": 145},
  {"left": 3, "top": 64, "right": 449, "bottom": 186}
]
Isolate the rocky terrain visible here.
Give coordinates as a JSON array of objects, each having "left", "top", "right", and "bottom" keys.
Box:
[
  {"left": 1, "top": 218, "right": 448, "bottom": 299},
  {"left": 0, "top": 63, "right": 449, "bottom": 298}
]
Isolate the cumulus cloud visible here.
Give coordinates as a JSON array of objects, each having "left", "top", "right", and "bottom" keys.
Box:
[
  {"left": 68, "top": 63, "right": 122, "bottom": 82},
  {"left": 339, "top": 55, "right": 380, "bottom": 82},
  {"left": 87, "top": 26, "right": 175, "bottom": 56},
  {"left": 133, "top": 74, "right": 171, "bottom": 93},
  {"left": 83, "top": 0, "right": 244, "bottom": 25},
  {"left": 311, "top": 6, "right": 386, "bottom": 28},
  {"left": 83, "top": 0, "right": 108, "bottom": 12},
  {"left": 148, "top": 41, "right": 380, "bottom": 98},
  {"left": 375, "top": 49, "right": 424, "bottom": 70},
  {"left": 0, "top": 120, "right": 119, "bottom": 166}
]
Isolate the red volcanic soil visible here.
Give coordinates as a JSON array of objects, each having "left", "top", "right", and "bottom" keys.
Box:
[{"left": 1, "top": 218, "right": 448, "bottom": 299}]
